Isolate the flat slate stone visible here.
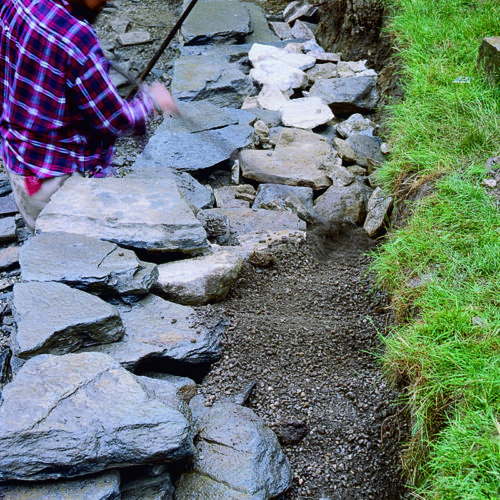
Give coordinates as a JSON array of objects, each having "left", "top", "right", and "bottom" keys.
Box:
[
  {"left": 239, "top": 128, "right": 332, "bottom": 189},
  {"left": 0, "top": 470, "right": 121, "bottom": 500},
  {"left": 19, "top": 231, "right": 158, "bottom": 296},
  {"left": 11, "top": 281, "right": 125, "bottom": 359},
  {"left": 0, "top": 194, "right": 18, "bottom": 217},
  {"left": 0, "top": 352, "right": 194, "bottom": 481},
  {"left": 253, "top": 184, "right": 314, "bottom": 221},
  {"left": 279, "top": 96, "right": 334, "bottom": 129},
  {"left": 181, "top": 0, "right": 252, "bottom": 45},
  {"left": 0, "top": 216, "right": 17, "bottom": 244},
  {"left": 0, "top": 246, "right": 19, "bottom": 271},
  {"left": 81, "top": 294, "right": 225, "bottom": 371},
  {"left": 35, "top": 177, "right": 209, "bottom": 256}
]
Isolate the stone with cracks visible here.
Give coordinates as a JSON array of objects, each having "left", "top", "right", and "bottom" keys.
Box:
[
  {"left": 133, "top": 101, "right": 254, "bottom": 174},
  {"left": 171, "top": 54, "right": 254, "bottom": 107},
  {"left": 19, "top": 232, "right": 158, "bottom": 296},
  {"left": 256, "top": 84, "right": 290, "bottom": 111},
  {"left": 180, "top": 0, "right": 252, "bottom": 45},
  {"left": 11, "top": 281, "right": 125, "bottom": 360},
  {"left": 120, "top": 469, "right": 174, "bottom": 500},
  {"left": 0, "top": 352, "right": 194, "bottom": 481},
  {"left": 279, "top": 96, "right": 334, "bottom": 129},
  {"left": 80, "top": 294, "right": 225, "bottom": 372},
  {"left": 244, "top": 3, "right": 281, "bottom": 44},
  {"left": 309, "top": 76, "right": 379, "bottom": 114},
  {"left": 283, "top": 0, "right": 318, "bottom": 24},
  {"left": 306, "top": 62, "right": 338, "bottom": 81},
  {"left": 36, "top": 177, "right": 209, "bottom": 256},
  {"left": 334, "top": 133, "right": 384, "bottom": 169},
  {"left": 336, "top": 113, "right": 375, "bottom": 138},
  {"left": 0, "top": 470, "right": 121, "bottom": 500},
  {"left": 239, "top": 128, "right": 332, "bottom": 189},
  {"left": 153, "top": 248, "right": 244, "bottom": 305},
  {"left": 252, "top": 184, "right": 315, "bottom": 222},
  {"left": 363, "top": 186, "right": 393, "bottom": 237},
  {"left": 175, "top": 403, "right": 292, "bottom": 499}
]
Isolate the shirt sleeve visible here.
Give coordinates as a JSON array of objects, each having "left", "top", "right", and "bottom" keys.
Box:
[{"left": 66, "top": 41, "right": 155, "bottom": 138}]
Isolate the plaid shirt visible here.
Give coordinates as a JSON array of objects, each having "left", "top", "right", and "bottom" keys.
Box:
[{"left": 0, "top": 0, "right": 154, "bottom": 178}]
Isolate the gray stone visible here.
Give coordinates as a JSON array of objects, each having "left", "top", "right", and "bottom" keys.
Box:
[
  {"left": 270, "top": 21, "right": 293, "bottom": 40},
  {"left": 309, "top": 76, "right": 379, "bottom": 114},
  {"left": 141, "top": 373, "right": 197, "bottom": 403},
  {"left": 363, "top": 186, "right": 393, "bottom": 237},
  {"left": 36, "top": 177, "right": 209, "bottom": 257},
  {"left": 181, "top": 0, "right": 252, "bottom": 45},
  {"left": 336, "top": 113, "right": 375, "bottom": 138},
  {"left": 279, "top": 96, "right": 334, "bottom": 129},
  {"left": 171, "top": 54, "right": 254, "bottom": 107},
  {"left": 239, "top": 128, "right": 332, "bottom": 189},
  {"left": 478, "top": 36, "right": 500, "bottom": 85},
  {"left": 309, "top": 51, "right": 342, "bottom": 63},
  {"left": 244, "top": 3, "right": 280, "bottom": 44},
  {"left": 283, "top": 0, "right": 318, "bottom": 24},
  {"left": 314, "top": 181, "right": 370, "bottom": 225},
  {"left": 214, "top": 186, "right": 253, "bottom": 209},
  {"left": 0, "top": 172, "right": 12, "bottom": 196},
  {"left": 306, "top": 62, "right": 338, "bottom": 81},
  {"left": 81, "top": 294, "right": 224, "bottom": 371},
  {"left": 118, "top": 31, "right": 152, "bottom": 46},
  {"left": 0, "top": 194, "right": 18, "bottom": 217},
  {"left": 175, "top": 403, "right": 292, "bottom": 499},
  {"left": 134, "top": 102, "right": 254, "bottom": 174},
  {"left": 121, "top": 470, "right": 174, "bottom": 500},
  {"left": 334, "top": 133, "right": 384, "bottom": 169},
  {"left": 154, "top": 248, "right": 244, "bottom": 305},
  {"left": 0, "top": 352, "right": 194, "bottom": 481},
  {"left": 196, "top": 210, "right": 232, "bottom": 245},
  {"left": 291, "top": 19, "right": 315, "bottom": 40},
  {"left": 19, "top": 232, "right": 158, "bottom": 296},
  {"left": 0, "top": 216, "right": 16, "bottom": 244},
  {"left": 199, "top": 207, "right": 306, "bottom": 237},
  {"left": 11, "top": 281, "right": 125, "bottom": 359},
  {"left": 0, "top": 470, "right": 121, "bottom": 500},
  {"left": 253, "top": 184, "right": 314, "bottom": 222}
]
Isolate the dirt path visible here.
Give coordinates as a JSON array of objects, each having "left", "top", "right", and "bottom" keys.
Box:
[{"left": 199, "top": 233, "right": 409, "bottom": 499}]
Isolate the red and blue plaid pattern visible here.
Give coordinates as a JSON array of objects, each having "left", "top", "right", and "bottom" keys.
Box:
[{"left": 0, "top": 0, "right": 154, "bottom": 178}]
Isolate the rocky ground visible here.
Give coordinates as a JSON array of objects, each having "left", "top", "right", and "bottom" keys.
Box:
[{"left": 100, "top": 0, "right": 410, "bottom": 498}]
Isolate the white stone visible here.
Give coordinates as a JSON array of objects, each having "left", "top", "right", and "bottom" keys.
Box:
[
  {"left": 279, "top": 97, "right": 333, "bottom": 129},
  {"left": 250, "top": 60, "right": 307, "bottom": 91},
  {"left": 248, "top": 43, "right": 316, "bottom": 70},
  {"left": 257, "top": 84, "right": 290, "bottom": 111}
]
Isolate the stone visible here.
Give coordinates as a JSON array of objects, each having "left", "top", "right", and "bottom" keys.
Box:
[
  {"left": 309, "top": 51, "right": 342, "bottom": 63},
  {"left": 249, "top": 43, "right": 316, "bottom": 71},
  {"left": 0, "top": 194, "right": 18, "bottom": 217},
  {"left": 363, "top": 186, "right": 393, "bottom": 237},
  {"left": 302, "top": 39, "right": 324, "bottom": 53},
  {"left": 306, "top": 62, "right": 339, "bottom": 81},
  {"left": 244, "top": 3, "right": 281, "bottom": 44},
  {"left": 336, "top": 113, "right": 375, "bottom": 138},
  {"left": 154, "top": 248, "right": 244, "bottom": 305},
  {"left": 0, "top": 216, "right": 16, "bottom": 244},
  {"left": 0, "top": 246, "right": 18, "bottom": 271},
  {"left": 334, "top": 133, "right": 384, "bottom": 169},
  {"left": 133, "top": 101, "right": 254, "bottom": 173},
  {"left": 0, "top": 470, "right": 121, "bottom": 500},
  {"left": 141, "top": 373, "right": 197, "bottom": 403},
  {"left": 270, "top": 21, "right": 293, "bottom": 40},
  {"left": 171, "top": 54, "right": 254, "bottom": 107},
  {"left": 283, "top": 0, "right": 318, "bottom": 24},
  {"left": 291, "top": 19, "right": 315, "bottom": 40},
  {"left": 250, "top": 58, "right": 308, "bottom": 91},
  {"left": 118, "top": 31, "right": 152, "bottom": 46},
  {"left": 252, "top": 184, "right": 315, "bottom": 222},
  {"left": 239, "top": 128, "right": 332, "bottom": 189},
  {"left": 314, "top": 181, "right": 370, "bottom": 225},
  {"left": 36, "top": 177, "right": 209, "bottom": 257},
  {"left": 214, "top": 186, "right": 252, "bottom": 209},
  {"left": 309, "top": 76, "right": 379, "bottom": 114},
  {"left": 120, "top": 469, "right": 175, "bottom": 500},
  {"left": 325, "top": 162, "right": 356, "bottom": 187},
  {"left": 175, "top": 403, "right": 292, "bottom": 499},
  {"left": 478, "top": 36, "right": 500, "bottom": 85},
  {"left": 279, "top": 96, "right": 334, "bottom": 129},
  {"left": 0, "top": 172, "right": 12, "bottom": 196},
  {"left": 256, "top": 84, "right": 290, "bottom": 111},
  {"left": 0, "top": 352, "right": 194, "bottom": 481},
  {"left": 196, "top": 210, "right": 233, "bottom": 245},
  {"left": 11, "top": 281, "right": 125, "bottom": 359},
  {"left": 181, "top": 0, "right": 252, "bottom": 45},
  {"left": 81, "top": 294, "right": 225, "bottom": 372},
  {"left": 19, "top": 232, "right": 158, "bottom": 296}
]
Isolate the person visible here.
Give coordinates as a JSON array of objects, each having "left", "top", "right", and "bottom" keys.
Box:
[{"left": 0, "top": 0, "right": 178, "bottom": 231}]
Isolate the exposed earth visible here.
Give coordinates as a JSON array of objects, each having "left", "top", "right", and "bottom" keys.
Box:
[{"left": 98, "top": 0, "right": 411, "bottom": 498}]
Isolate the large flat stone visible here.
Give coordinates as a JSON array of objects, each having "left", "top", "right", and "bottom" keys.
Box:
[
  {"left": 11, "top": 281, "right": 125, "bottom": 359},
  {"left": 239, "top": 128, "right": 332, "bottom": 189},
  {"left": 36, "top": 177, "right": 209, "bottom": 256},
  {"left": 0, "top": 352, "right": 194, "bottom": 481},
  {"left": 81, "top": 294, "right": 225, "bottom": 371},
  {"left": 19, "top": 231, "right": 158, "bottom": 296}
]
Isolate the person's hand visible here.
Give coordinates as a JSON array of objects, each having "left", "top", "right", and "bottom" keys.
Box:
[{"left": 148, "top": 82, "right": 179, "bottom": 116}]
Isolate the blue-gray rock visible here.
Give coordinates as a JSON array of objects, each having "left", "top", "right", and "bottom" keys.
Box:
[
  {"left": 35, "top": 177, "right": 209, "bottom": 257},
  {"left": 19, "top": 232, "right": 158, "bottom": 296},
  {"left": 120, "top": 469, "right": 174, "bottom": 500},
  {"left": 0, "top": 352, "right": 194, "bottom": 481},
  {"left": 181, "top": 0, "right": 252, "bottom": 45},
  {"left": 11, "top": 281, "right": 125, "bottom": 359},
  {"left": 244, "top": 3, "right": 280, "bottom": 44},
  {"left": 334, "top": 133, "right": 384, "bottom": 170},
  {"left": 0, "top": 194, "right": 18, "bottom": 217},
  {"left": 309, "top": 76, "right": 379, "bottom": 114},
  {"left": 80, "top": 294, "right": 225, "bottom": 371},
  {"left": 0, "top": 470, "right": 121, "bottom": 500},
  {"left": 175, "top": 403, "right": 292, "bottom": 499},
  {"left": 0, "top": 217, "right": 16, "bottom": 244}
]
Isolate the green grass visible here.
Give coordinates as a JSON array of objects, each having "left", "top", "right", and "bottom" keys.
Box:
[{"left": 373, "top": 0, "right": 500, "bottom": 497}]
